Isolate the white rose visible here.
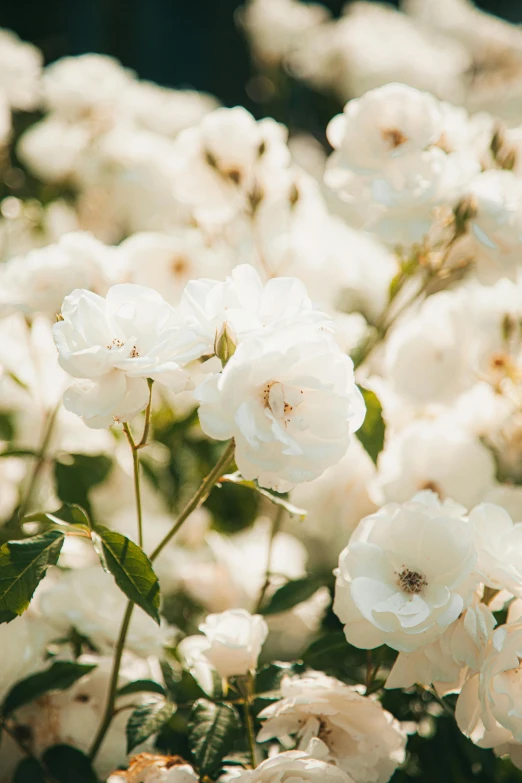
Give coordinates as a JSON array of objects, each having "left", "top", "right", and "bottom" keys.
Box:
[
  {"left": 37, "top": 567, "right": 173, "bottom": 658},
  {"left": 53, "top": 284, "right": 200, "bottom": 427},
  {"left": 180, "top": 263, "right": 330, "bottom": 360},
  {"left": 383, "top": 291, "right": 471, "bottom": 406},
  {"left": 195, "top": 327, "right": 365, "bottom": 491},
  {"left": 0, "top": 614, "right": 52, "bottom": 703},
  {"left": 43, "top": 53, "right": 134, "bottom": 118},
  {"left": 325, "top": 83, "right": 444, "bottom": 177},
  {"left": 193, "top": 608, "right": 268, "bottom": 679},
  {"left": 17, "top": 116, "right": 91, "bottom": 183},
  {"left": 240, "top": 0, "right": 329, "bottom": 68},
  {"left": 0, "top": 653, "right": 157, "bottom": 779},
  {"left": 258, "top": 672, "right": 406, "bottom": 783},
  {"left": 0, "top": 231, "right": 113, "bottom": 320},
  {"left": 171, "top": 107, "right": 290, "bottom": 218},
  {"left": 370, "top": 419, "right": 496, "bottom": 509},
  {"left": 333, "top": 491, "right": 478, "bottom": 652},
  {"left": 468, "top": 170, "right": 522, "bottom": 283},
  {"left": 225, "top": 751, "right": 355, "bottom": 783},
  {"left": 386, "top": 598, "right": 496, "bottom": 693},
  {"left": 0, "top": 29, "right": 42, "bottom": 111},
  {"left": 468, "top": 503, "right": 522, "bottom": 597},
  {"left": 121, "top": 230, "right": 232, "bottom": 307},
  {"left": 456, "top": 622, "right": 522, "bottom": 751},
  {"left": 108, "top": 754, "right": 198, "bottom": 782}
]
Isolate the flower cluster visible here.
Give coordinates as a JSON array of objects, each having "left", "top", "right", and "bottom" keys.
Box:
[{"left": 2, "top": 2, "right": 522, "bottom": 782}]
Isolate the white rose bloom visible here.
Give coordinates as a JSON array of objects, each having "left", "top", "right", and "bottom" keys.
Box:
[
  {"left": 180, "top": 263, "right": 330, "bottom": 360},
  {"left": 370, "top": 419, "right": 496, "bottom": 509},
  {"left": 17, "top": 115, "right": 91, "bottom": 183},
  {"left": 263, "top": 587, "right": 331, "bottom": 661},
  {"left": 289, "top": 440, "right": 376, "bottom": 571},
  {"left": 0, "top": 29, "right": 42, "bottom": 111},
  {"left": 225, "top": 750, "right": 355, "bottom": 783},
  {"left": 53, "top": 283, "right": 200, "bottom": 428},
  {"left": 171, "top": 106, "right": 290, "bottom": 218},
  {"left": 325, "top": 83, "right": 445, "bottom": 178},
  {"left": 383, "top": 292, "right": 471, "bottom": 406},
  {"left": 195, "top": 327, "right": 365, "bottom": 491},
  {"left": 0, "top": 614, "right": 52, "bottom": 703},
  {"left": 467, "top": 170, "right": 522, "bottom": 283},
  {"left": 36, "top": 567, "right": 173, "bottom": 657},
  {"left": 240, "top": 0, "right": 329, "bottom": 67},
  {"left": 191, "top": 608, "right": 268, "bottom": 679},
  {"left": 108, "top": 754, "right": 199, "bottom": 782},
  {"left": 386, "top": 599, "right": 496, "bottom": 693},
  {"left": 121, "top": 81, "right": 219, "bottom": 138},
  {"left": 0, "top": 231, "right": 114, "bottom": 320},
  {"left": 180, "top": 518, "right": 308, "bottom": 613},
  {"left": 456, "top": 622, "right": 522, "bottom": 751},
  {"left": 43, "top": 53, "right": 134, "bottom": 118},
  {"left": 0, "top": 654, "right": 157, "bottom": 780},
  {"left": 258, "top": 672, "right": 406, "bottom": 783},
  {"left": 121, "top": 230, "right": 232, "bottom": 307},
  {"left": 333, "top": 492, "right": 478, "bottom": 652},
  {"left": 290, "top": 3, "right": 468, "bottom": 105},
  {"left": 468, "top": 503, "right": 522, "bottom": 597}
]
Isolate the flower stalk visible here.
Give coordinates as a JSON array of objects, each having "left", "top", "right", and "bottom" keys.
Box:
[{"left": 89, "top": 436, "right": 236, "bottom": 763}]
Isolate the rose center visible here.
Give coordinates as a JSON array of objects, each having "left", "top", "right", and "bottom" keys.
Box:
[
  {"left": 106, "top": 338, "right": 139, "bottom": 358},
  {"left": 397, "top": 568, "right": 427, "bottom": 594},
  {"left": 262, "top": 380, "right": 294, "bottom": 421},
  {"left": 381, "top": 128, "right": 408, "bottom": 149}
]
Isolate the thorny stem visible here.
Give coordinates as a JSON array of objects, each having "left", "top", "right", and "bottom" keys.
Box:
[
  {"left": 17, "top": 402, "right": 61, "bottom": 521},
  {"left": 254, "top": 505, "right": 285, "bottom": 613},
  {"left": 89, "top": 439, "right": 236, "bottom": 762}
]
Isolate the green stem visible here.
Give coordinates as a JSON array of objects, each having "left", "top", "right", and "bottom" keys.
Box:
[
  {"left": 123, "top": 423, "right": 144, "bottom": 549},
  {"left": 17, "top": 402, "right": 60, "bottom": 521},
  {"left": 88, "top": 601, "right": 134, "bottom": 761},
  {"left": 239, "top": 672, "right": 257, "bottom": 768},
  {"left": 149, "top": 441, "right": 235, "bottom": 563},
  {"left": 88, "top": 439, "right": 235, "bottom": 762},
  {"left": 136, "top": 379, "right": 154, "bottom": 449},
  {"left": 254, "top": 505, "right": 285, "bottom": 613}
]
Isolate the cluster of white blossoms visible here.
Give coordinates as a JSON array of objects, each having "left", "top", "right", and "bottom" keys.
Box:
[
  {"left": 52, "top": 264, "right": 364, "bottom": 490},
  {"left": 4, "top": 2, "right": 522, "bottom": 781}
]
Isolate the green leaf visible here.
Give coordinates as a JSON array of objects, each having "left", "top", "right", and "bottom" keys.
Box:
[
  {"left": 188, "top": 699, "right": 240, "bottom": 777},
  {"left": 303, "top": 631, "right": 351, "bottom": 670},
  {"left": 13, "top": 758, "right": 47, "bottom": 783},
  {"left": 220, "top": 472, "right": 307, "bottom": 519},
  {"left": 42, "top": 745, "right": 98, "bottom": 783},
  {"left": 24, "top": 504, "right": 91, "bottom": 530},
  {"left": 2, "top": 660, "right": 96, "bottom": 715},
  {"left": 355, "top": 387, "right": 386, "bottom": 464},
  {"left": 260, "top": 578, "right": 323, "bottom": 616},
  {"left": 255, "top": 662, "right": 294, "bottom": 694},
  {"left": 0, "top": 530, "right": 65, "bottom": 623},
  {"left": 126, "top": 700, "right": 175, "bottom": 753},
  {"left": 54, "top": 453, "right": 112, "bottom": 511},
  {"left": 90, "top": 526, "right": 161, "bottom": 624},
  {"left": 117, "top": 679, "right": 166, "bottom": 698}
]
